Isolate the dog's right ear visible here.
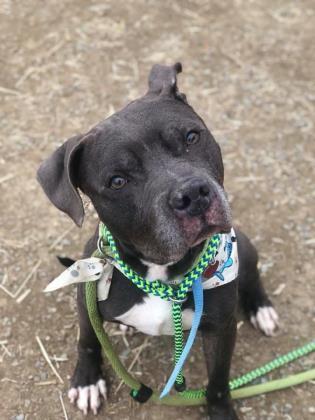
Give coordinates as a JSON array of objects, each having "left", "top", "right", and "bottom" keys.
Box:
[
  {"left": 37, "top": 134, "right": 87, "bottom": 227},
  {"left": 147, "top": 62, "right": 187, "bottom": 103},
  {"left": 148, "top": 62, "right": 182, "bottom": 96}
]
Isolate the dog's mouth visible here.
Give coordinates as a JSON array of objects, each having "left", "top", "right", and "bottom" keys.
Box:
[
  {"left": 190, "top": 223, "right": 230, "bottom": 246},
  {"left": 182, "top": 218, "right": 231, "bottom": 248},
  {"left": 175, "top": 204, "right": 232, "bottom": 248},
  {"left": 131, "top": 206, "right": 231, "bottom": 266}
]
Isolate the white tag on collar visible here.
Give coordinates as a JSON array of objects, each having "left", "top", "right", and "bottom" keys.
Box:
[{"left": 44, "top": 257, "right": 106, "bottom": 293}]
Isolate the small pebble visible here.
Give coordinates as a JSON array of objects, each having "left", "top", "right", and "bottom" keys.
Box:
[
  {"left": 240, "top": 406, "right": 253, "bottom": 413},
  {"left": 283, "top": 403, "right": 292, "bottom": 413}
]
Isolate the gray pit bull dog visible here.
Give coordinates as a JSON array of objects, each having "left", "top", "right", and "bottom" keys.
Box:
[{"left": 37, "top": 63, "right": 279, "bottom": 419}]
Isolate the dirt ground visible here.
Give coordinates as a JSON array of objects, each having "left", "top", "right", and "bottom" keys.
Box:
[{"left": 0, "top": 0, "right": 315, "bottom": 419}]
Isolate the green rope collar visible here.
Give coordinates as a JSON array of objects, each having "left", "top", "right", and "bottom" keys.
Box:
[
  {"left": 98, "top": 222, "right": 221, "bottom": 302},
  {"left": 98, "top": 223, "right": 221, "bottom": 392}
]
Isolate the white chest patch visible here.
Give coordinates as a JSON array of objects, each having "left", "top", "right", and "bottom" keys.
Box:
[
  {"left": 117, "top": 261, "right": 193, "bottom": 335},
  {"left": 142, "top": 262, "right": 169, "bottom": 282},
  {"left": 115, "top": 230, "right": 239, "bottom": 335},
  {"left": 115, "top": 295, "right": 194, "bottom": 335}
]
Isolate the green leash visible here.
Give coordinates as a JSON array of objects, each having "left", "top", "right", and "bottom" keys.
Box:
[
  {"left": 85, "top": 223, "right": 315, "bottom": 404},
  {"left": 86, "top": 280, "right": 315, "bottom": 404}
]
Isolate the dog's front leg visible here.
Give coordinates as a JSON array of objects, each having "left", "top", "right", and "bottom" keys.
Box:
[
  {"left": 68, "top": 284, "right": 107, "bottom": 415},
  {"left": 201, "top": 317, "right": 239, "bottom": 420}
]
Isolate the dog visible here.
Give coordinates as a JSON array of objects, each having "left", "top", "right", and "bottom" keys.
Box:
[{"left": 37, "top": 63, "right": 279, "bottom": 419}]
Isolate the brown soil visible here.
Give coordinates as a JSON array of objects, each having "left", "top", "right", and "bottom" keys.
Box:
[{"left": 0, "top": 1, "right": 314, "bottom": 419}]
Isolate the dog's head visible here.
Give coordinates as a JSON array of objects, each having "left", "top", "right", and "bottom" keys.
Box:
[{"left": 37, "top": 63, "right": 231, "bottom": 264}]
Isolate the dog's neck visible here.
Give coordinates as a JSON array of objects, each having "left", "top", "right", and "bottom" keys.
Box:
[{"left": 113, "top": 238, "right": 205, "bottom": 283}]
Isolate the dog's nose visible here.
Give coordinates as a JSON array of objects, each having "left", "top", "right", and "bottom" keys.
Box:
[{"left": 169, "top": 178, "right": 212, "bottom": 216}]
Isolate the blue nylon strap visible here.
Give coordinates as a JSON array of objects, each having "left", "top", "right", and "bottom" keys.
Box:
[{"left": 160, "top": 276, "right": 204, "bottom": 398}]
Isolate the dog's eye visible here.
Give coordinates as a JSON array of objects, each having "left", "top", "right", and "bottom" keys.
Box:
[
  {"left": 109, "top": 176, "right": 127, "bottom": 190},
  {"left": 186, "top": 131, "right": 199, "bottom": 145}
]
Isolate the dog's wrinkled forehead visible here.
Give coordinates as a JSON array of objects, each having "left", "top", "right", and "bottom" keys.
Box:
[{"left": 101, "top": 62, "right": 199, "bottom": 142}]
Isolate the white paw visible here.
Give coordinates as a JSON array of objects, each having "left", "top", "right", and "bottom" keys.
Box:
[
  {"left": 250, "top": 306, "right": 279, "bottom": 336},
  {"left": 68, "top": 379, "right": 107, "bottom": 415}
]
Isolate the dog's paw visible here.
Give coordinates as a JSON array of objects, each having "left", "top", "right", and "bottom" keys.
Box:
[
  {"left": 250, "top": 306, "right": 279, "bottom": 336},
  {"left": 68, "top": 378, "right": 107, "bottom": 415}
]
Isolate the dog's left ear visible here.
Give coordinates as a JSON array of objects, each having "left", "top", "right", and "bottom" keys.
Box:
[
  {"left": 37, "top": 134, "right": 89, "bottom": 227},
  {"left": 148, "top": 62, "right": 187, "bottom": 101}
]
